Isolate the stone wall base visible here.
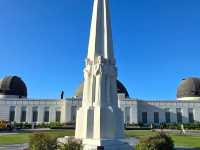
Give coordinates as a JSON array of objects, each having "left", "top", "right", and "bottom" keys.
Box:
[{"left": 82, "top": 138, "right": 133, "bottom": 150}]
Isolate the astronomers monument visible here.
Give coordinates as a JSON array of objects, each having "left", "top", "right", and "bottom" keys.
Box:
[{"left": 75, "top": 0, "right": 131, "bottom": 149}]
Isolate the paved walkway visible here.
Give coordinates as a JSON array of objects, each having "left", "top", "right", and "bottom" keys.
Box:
[
  {"left": 122, "top": 137, "right": 139, "bottom": 146},
  {"left": 0, "top": 144, "right": 28, "bottom": 150},
  {"left": 155, "top": 129, "right": 200, "bottom": 136},
  {"left": 0, "top": 144, "right": 199, "bottom": 150},
  {"left": 0, "top": 133, "right": 18, "bottom": 136},
  {"left": 0, "top": 141, "right": 199, "bottom": 150},
  {"left": 175, "top": 147, "right": 200, "bottom": 150}
]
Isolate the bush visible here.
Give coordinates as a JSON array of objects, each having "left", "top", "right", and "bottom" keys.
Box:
[
  {"left": 36, "top": 123, "right": 50, "bottom": 128},
  {"left": 15, "top": 123, "right": 32, "bottom": 129},
  {"left": 158, "top": 122, "right": 200, "bottom": 130},
  {"left": 0, "top": 120, "right": 12, "bottom": 130},
  {"left": 58, "top": 140, "right": 82, "bottom": 150},
  {"left": 23, "top": 123, "right": 32, "bottom": 129},
  {"left": 183, "top": 123, "right": 200, "bottom": 130},
  {"left": 0, "top": 120, "right": 9, "bottom": 129},
  {"left": 49, "top": 122, "right": 63, "bottom": 129},
  {"left": 49, "top": 122, "right": 75, "bottom": 129},
  {"left": 136, "top": 132, "right": 174, "bottom": 150},
  {"left": 29, "top": 133, "right": 57, "bottom": 150}
]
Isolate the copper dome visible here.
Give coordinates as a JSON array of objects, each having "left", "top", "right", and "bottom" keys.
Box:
[
  {"left": 177, "top": 77, "right": 200, "bottom": 99},
  {"left": 0, "top": 76, "right": 27, "bottom": 97}
]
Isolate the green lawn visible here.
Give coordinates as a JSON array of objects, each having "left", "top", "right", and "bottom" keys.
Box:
[
  {"left": 0, "top": 130, "right": 200, "bottom": 148},
  {"left": 0, "top": 130, "right": 74, "bottom": 145},
  {"left": 126, "top": 130, "right": 200, "bottom": 148},
  {"left": 170, "top": 134, "right": 200, "bottom": 148}
]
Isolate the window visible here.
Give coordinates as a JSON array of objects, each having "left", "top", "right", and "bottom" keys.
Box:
[
  {"left": 44, "top": 107, "right": 49, "bottom": 122},
  {"left": 154, "top": 112, "right": 159, "bottom": 124},
  {"left": 9, "top": 106, "right": 15, "bottom": 122},
  {"left": 71, "top": 106, "right": 77, "bottom": 122},
  {"left": 142, "top": 112, "right": 147, "bottom": 124},
  {"left": 32, "top": 107, "right": 38, "bottom": 122},
  {"left": 56, "top": 111, "right": 61, "bottom": 122},
  {"left": 21, "top": 107, "right": 27, "bottom": 122},
  {"left": 165, "top": 108, "right": 171, "bottom": 123},
  {"left": 176, "top": 108, "right": 182, "bottom": 123},
  {"left": 188, "top": 108, "right": 194, "bottom": 123},
  {"left": 125, "top": 107, "right": 130, "bottom": 123}
]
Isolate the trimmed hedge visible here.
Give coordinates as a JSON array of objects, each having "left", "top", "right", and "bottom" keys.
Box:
[
  {"left": 49, "top": 122, "right": 75, "bottom": 129},
  {"left": 127, "top": 122, "right": 200, "bottom": 130},
  {"left": 11, "top": 122, "right": 75, "bottom": 130},
  {"left": 160, "top": 123, "right": 200, "bottom": 130},
  {"left": 15, "top": 123, "right": 32, "bottom": 129}
]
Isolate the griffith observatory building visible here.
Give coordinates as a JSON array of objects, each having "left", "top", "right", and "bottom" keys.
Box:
[
  {"left": 1, "top": 0, "right": 200, "bottom": 126},
  {"left": 0, "top": 75, "right": 200, "bottom": 125}
]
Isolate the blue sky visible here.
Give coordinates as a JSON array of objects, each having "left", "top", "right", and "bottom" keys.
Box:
[{"left": 0, "top": 0, "right": 200, "bottom": 100}]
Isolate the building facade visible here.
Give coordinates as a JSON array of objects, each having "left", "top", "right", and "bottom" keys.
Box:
[{"left": 0, "top": 76, "right": 200, "bottom": 125}]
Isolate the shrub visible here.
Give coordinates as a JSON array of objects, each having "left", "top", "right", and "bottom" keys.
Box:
[
  {"left": 183, "top": 123, "right": 200, "bottom": 130},
  {"left": 0, "top": 120, "right": 12, "bottom": 130},
  {"left": 158, "top": 122, "right": 200, "bottom": 130},
  {"left": 49, "top": 122, "right": 63, "bottom": 129},
  {"left": 58, "top": 140, "right": 82, "bottom": 150},
  {"left": 136, "top": 132, "right": 174, "bottom": 150},
  {"left": 29, "top": 133, "right": 57, "bottom": 150},
  {"left": 36, "top": 123, "right": 50, "bottom": 128},
  {"left": 62, "top": 122, "right": 76, "bottom": 129},
  {"left": 14, "top": 123, "right": 32, "bottom": 129},
  {"left": 0, "top": 120, "right": 8, "bottom": 129},
  {"left": 23, "top": 122, "right": 32, "bottom": 129}
]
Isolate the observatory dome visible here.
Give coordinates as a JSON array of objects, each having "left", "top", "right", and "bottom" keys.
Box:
[
  {"left": 177, "top": 77, "right": 200, "bottom": 100},
  {"left": 0, "top": 76, "right": 27, "bottom": 98}
]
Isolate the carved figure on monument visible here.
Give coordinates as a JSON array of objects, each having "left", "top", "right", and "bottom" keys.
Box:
[
  {"left": 94, "top": 56, "right": 105, "bottom": 106},
  {"left": 83, "top": 59, "right": 92, "bottom": 107}
]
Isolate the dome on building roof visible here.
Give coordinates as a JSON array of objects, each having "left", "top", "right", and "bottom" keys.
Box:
[
  {"left": 0, "top": 76, "right": 27, "bottom": 98},
  {"left": 75, "top": 80, "right": 129, "bottom": 98},
  {"left": 177, "top": 77, "right": 200, "bottom": 100}
]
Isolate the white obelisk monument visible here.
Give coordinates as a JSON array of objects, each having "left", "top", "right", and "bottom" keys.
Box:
[{"left": 75, "top": 0, "right": 131, "bottom": 149}]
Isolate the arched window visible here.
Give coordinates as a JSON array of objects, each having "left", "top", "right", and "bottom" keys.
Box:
[
  {"left": 176, "top": 108, "right": 182, "bottom": 123},
  {"left": 142, "top": 112, "right": 147, "bottom": 124},
  {"left": 32, "top": 107, "right": 38, "bottom": 123},
  {"left": 188, "top": 108, "right": 194, "bottom": 123},
  {"left": 9, "top": 106, "right": 15, "bottom": 122},
  {"left": 125, "top": 107, "right": 130, "bottom": 124},
  {"left": 44, "top": 107, "right": 49, "bottom": 122},
  {"left": 21, "top": 106, "right": 27, "bottom": 122},
  {"left": 165, "top": 108, "right": 171, "bottom": 123},
  {"left": 55, "top": 107, "right": 61, "bottom": 123}
]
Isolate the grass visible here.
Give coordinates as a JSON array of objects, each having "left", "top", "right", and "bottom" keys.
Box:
[
  {"left": 125, "top": 130, "right": 156, "bottom": 138},
  {"left": 0, "top": 130, "right": 74, "bottom": 145},
  {"left": 0, "top": 129, "right": 200, "bottom": 148},
  {"left": 126, "top": 130, "right": 200, "bottom": 148},
  {"left": 170, "top": 134, "right": 200, "bottom": 148}
]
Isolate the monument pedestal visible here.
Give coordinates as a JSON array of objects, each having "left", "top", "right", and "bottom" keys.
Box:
[
  {"left": 82, "top": 139, "right": 132, "bottom": 150},
  {"left": 75, "top": 105, "right": 132, "bottom": 150},
  {"left": 75, "top": 105, "right": 125, "bottom": 140},
  {"left": 57, "top": 136, "right": 134, "bottom": 150}
]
